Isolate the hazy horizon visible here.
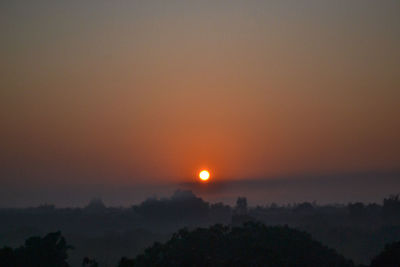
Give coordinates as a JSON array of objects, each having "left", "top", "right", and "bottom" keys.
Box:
[{"left": 1, "top": 170, "right": 399, "bottom": 208}]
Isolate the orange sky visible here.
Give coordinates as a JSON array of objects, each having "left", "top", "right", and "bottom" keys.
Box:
[{"left": 1, "top": 1, "right": 399, "bottom": 192}]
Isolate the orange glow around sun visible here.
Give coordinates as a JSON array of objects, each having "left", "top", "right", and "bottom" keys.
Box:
[{"left": 199, "top": 170, "right": 210, "bottom": 181}]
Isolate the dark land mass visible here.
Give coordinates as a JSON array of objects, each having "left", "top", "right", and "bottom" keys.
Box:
[{"left": 1, "top": 190, "right": 400, "bottom": 266}]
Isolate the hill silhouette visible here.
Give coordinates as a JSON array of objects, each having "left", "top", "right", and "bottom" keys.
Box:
[
  {"left": 119, "top": 222, "right": 354, "bottom": 267},
  {"left": 0, "top": 231, "right": 72, "bottom": 267},
  {"left": 370, "top": 241, "right": 400, "bottom": 267}
]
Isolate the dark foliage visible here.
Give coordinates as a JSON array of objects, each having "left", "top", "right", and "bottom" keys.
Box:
[
  {"left": 383, "top": 195, "right": 400, "bottom": 223},
  {"left": 0, "top": 247, "right": 16, "bottom": 266},
  {"left": 118, "top": 257, "right": 135, "bottom": 267},
  {"left": 1, "top": 192, "right": 400, "bottom": 266},
  {"left": 348, "top": 203, "right": 366, "bottom": 219},
  {"left": 121, "top": 222, "right": 355, "bottom": 267},
  {"left": 82, "top": 256, "right": 99, "bottom": 267},
  {"left": 0, "top": 231, "right": 72, "bottom": 267},
  {"left": 370, "top": 241, "right": 400, "bottom": 267},
  {"left": 133, "top": 190, "right": 210, "bottom": 223}
]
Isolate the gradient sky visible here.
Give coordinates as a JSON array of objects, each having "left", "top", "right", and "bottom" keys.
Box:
[{"left": 1, "top": 1, "right": 399, "bottom": 206}]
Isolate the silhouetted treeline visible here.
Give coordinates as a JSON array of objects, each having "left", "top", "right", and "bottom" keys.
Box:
[
  {"left": 2, "top": 225, "right": 400, "bottom": 267},
  {"left": 0, "top": 231, "right": 71, "bottom": 267},
  {"left": 370, "top": 241, "right": 400, "bottom": 267},
  {"left": 0, "top": 191, "right": 400, "bottom": 266},
  {"left": 132, "top": 190, "right": 226, "bottom": 225},
  {"left": 119, "top": 222, "right": 354, "bottom": 267}
]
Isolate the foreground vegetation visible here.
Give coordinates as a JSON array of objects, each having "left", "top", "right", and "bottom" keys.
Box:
[
  {"left": 119, "top": 222, "right": 354, "bottom": 267},
  {"left": 1, "top": 191, "right": 400, "bottom": 266},
  {"left": 1, "top": 223, "right": 400, "bottom": 266}
]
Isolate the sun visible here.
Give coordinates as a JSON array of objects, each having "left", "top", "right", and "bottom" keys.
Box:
[{"left": 199, "top": 170, "right": 210, "bottom": 181}]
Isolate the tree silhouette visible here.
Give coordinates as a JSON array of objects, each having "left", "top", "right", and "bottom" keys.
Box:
[
  {"left": 133, "top": 190, "right": 209, "bottom": 222},
  {"left": 235, "top": 197, "right": 248, "bottom": 215},
  {"left": 370, "top": 241, "right": 400, "bottom": 267},
  {"left": 119, "top": 222, "right": 355, "bottom": 267},
  {"left": 82, "top": 257, "right": 99, "bottom": 267},
  {"left": 383, "top": 194, "right": 400, "bottom": 223},
  {"left": 0, "top": 231, "right": 72, "bottom": 267},
  {"left": 0, "top": 247, "right": 16, "bottom": 267}
]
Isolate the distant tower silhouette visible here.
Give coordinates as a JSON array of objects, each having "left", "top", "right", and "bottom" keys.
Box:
[
  {"left": 235, "top": 197, "right": 248, "bottom": 216},
  {"left": 232, "top": 197, "right": 254, "bottom": 226}
]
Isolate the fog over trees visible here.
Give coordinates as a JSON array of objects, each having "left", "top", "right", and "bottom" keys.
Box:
[{"left": 1, "top": 190, "right": 400, "bottom": 266}]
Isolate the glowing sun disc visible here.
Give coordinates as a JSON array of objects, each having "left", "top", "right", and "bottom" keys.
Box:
[{"left": 199, "top": 170, "right": 210, "bottom": 181}]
